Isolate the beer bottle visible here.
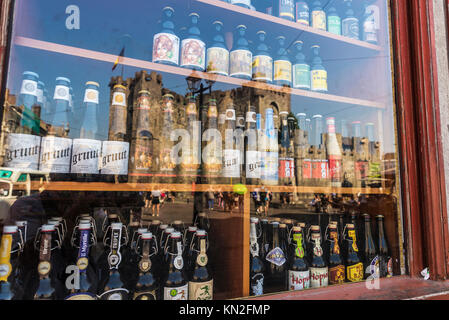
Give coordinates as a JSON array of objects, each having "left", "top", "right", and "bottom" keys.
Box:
[
  {"left": 203, "top": 99, "right": 222, "bottom": 181},
  {"left": 109, "top": 84, "right": 128, "bottom": 141},
  {"left": 362, "top": 214, "right": 378, "bottom": 279},
  {"left": 98, "top": 222, "right": 129, "bottom": 300},
  {"left": 261, "top": 108, "right": 279, "bottom": 186},
  {"left": 342, "top": 0, "right": 360, "bottom": 40},
  {"left": 252, "top": 31, "right": 273, "bottom": 83},
  {"left": 195, "top": 212, "right": 211, "bottom": 233},
  {"left": 344, "top": 223, "right": 363, "bottom": 282},
  {"left": 124, "top": 227, "right": 148, "bottom": 288},
  {"left": 327, "top": 0, "right": 342, "bottom": 35},
  {"left": 207, "top": 21, "right": 229, "bottom": 76},
  {"left": 274, "top": 36, "right": 292, "bottom": 87},
  {"left": 265, "top": 222, "right": 287, "bottom": 289},
  {"left": 250, "top": 218, "right": 265, "bottom": 296},
  {"left": 326, "top": 117, "right": 343, "bottom": 187},
  {"left": 161, "top": 227, "right": 175, "bottom": 266},
  {"left": 293, "top": 41, "right": 311, "bottom": 90},
  {"left": 259, "top": 219, "right": 270, "bottom": 261},
  {"left": 310, "top": 45, "right": 328, "bottom": 92},
  {"left": 230, "top": 25, "right": 253, "bottom": 81},
  {"left": 152, "top": 6, "right": 180, "bottom": 66},
  {"left": 188, "top": 230, "right": 213, "bottom": 300},
  {"left": 362, "top": 0, "right": 379, "bottom": 44},
  {"left": 223, "top": 104, "right": 240, "bottom": 181},
  {"left": 162, "top": 232, "right": 188, "bottom": 300},
  {"left": 18, "top": 71, "right": 40, "bottom": 133},
  {"left": 288, "top": 226, "right": 310, "bottom": 291},
  {"left": 149, "top": 220, "right": 162, "bottom": 240},
  {"left": 180, "top": 13, "right": 206, "bottom": 71},
  {"left": 65, "top": 222, "right": 98, "bottom": 300},
  {"left": 183, "top": 226, "right": 197, "bottom": 274},
  {"left": 80, "top": 81, "right": 100, "bottom": 140},
  {"left": 296, "top": 1, "right": 310, "bottom": 25},
  {"left": 311, "top": 0, "right": 326, "bottom": 31},
  {"left": 133, "top": 232, "right": 159, "bottom": 300},
  {"left": 159, "top": 94, "right": 176, "bottom": 177},
  {"left": 245, "top": 106, "right": 261, "bottom": 184},
  {"left": 275, "top": 0, "right": 295, "bottom": 21},
  {"left": 375, "top": 215, "right": 393, "bottom": 278},
  {"left": 309, "top": 225, "right": 328, "bottom": 288},
  {"left": 181, "top": 95, "right": 200, "bottom": 178},
  {"left": 171, "top": 221, "right": 186, "bottom": 236},
  {"left": 0, "top": 225, "right": 23, "bottom": 300},
  {"left": 326, "top": 223, "right": 345, "bottom": 284},
  {"left": 51, "top": 77, "right": 71, "bottom": 134}
]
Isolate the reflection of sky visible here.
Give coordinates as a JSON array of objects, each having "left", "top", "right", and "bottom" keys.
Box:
[{"left": 7, "top": 0, "right": 396, "bottom": 152}]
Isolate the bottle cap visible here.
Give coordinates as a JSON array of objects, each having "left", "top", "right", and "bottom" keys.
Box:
[
  {"left": 310, "top": 225, "right": 320, "bottom": 231},
  {"left": 257, "top": 30, "right": 266, "bottom": 35},
  {"left": 79, "top": 223, "right": 91, "bottom": 230},
  {"left": 375, "top": 215, "right": 384, "bottom": 218},
  {"left": 172, "top": 220, "right": 183, "bottom": 225},
  {"left": 276, "top": 35, "right": 286, "bottom": 41},
  {"left": 23, "top": 71, "right": 39, "bottom": 78},
  {"left": 3, "top": 225, "right": 18, "bottom": 234},
  {"left": 138, "top": 90, "right": 150, "bottom": 95},
  {"left": 198, "top": 212, "right": 207, "bottom": 217},
  {"left": 189, "top": 12, "right": 200, "bottom": 18},
  {"left": 113, "top": 84, "right": 127, "bottom": 90},
  {"left": 108, "top": 214, "right": 118, "bottom": 219},
  {"left": 292, "top": 226, "right": 302, "bottom": 232},
  {"left": 51, "top": 217, "right": 63, "bottom": 222},
  {"left": 56, "top": 77, "right": 71, "bottom": 83},
  {"left": 163, "top": 94, "right": 174, "bottom": 99},
  {"left": 279, "top": 223, "right": 287, "bottom": 228},
  {"left": 312, "top": 114, "right": 323, "bottom": 118},
  {"left": 346, "top": 223, "right": 355, "bottom": 229},
  {"left": 81, "top": 213, "right": 91, "bottom": 218},
  {"left": 297, "top": 222, "right": 306, "bottom": 228},
  {"left": 151, "top": 220, "right": 161, "bottom": 225},
  {"left": 165, "top": 227, "right": 174, "bottom": 233},
  {"left": 196, "top": 229, "right": 207, "bottom": 236},
  {"left": 293, "top": 40, "right": 304, "bottom": 45},
  {"left": 188, "top": 226, "right": 198, "bottom": 232},
  {"left": 271, "top": 221, "right": 280, "bottom": 225},
  {"left": 273, "top": 218, "right": 281, "bottom": 222},
  {"left": 47, "top": 220, "right": 60, "bottom": 226},
  {"left": 138, "top": 228, "right": 148, "bottom": 234},
  {"left": 111, "top": 222, "right": 123, "bottom": 230},
  {"left": 162, "top": 6, "right": 174, "bottom": 13},
  {"left": 261, "top": 219, "right": 269, "bottom": 223},
  {"left": 296, "top": 113, "right": 306, "bottom": 117},
  {"left": 15, "top": 221, "right": 27, "bottom": 227},
  {"left": 170, "top": 232, "right": 182, "bottom": 238},
  {"left": 279, "top": 111, "right": 289, "bottom": 115},
  {"left": 41, "top": 224, "right": 56, "bottom": 232},
  {"left": 213, "top": 20, "right": 223, "bottom": 26},
  {"left": 251, "top": 217, "right": 259, "bottom": 223},
  {"left": 85, "top": 81, "right": 100, "bottom": 87},
  {"left": 129, "top": 221, "right": 140, "bottom": 227},
  {"left": 160, "top": 224, "right": 168, "bottom": 230},
  {"left": 142, "top": 232, "right": 153, "bottom": 240},
  {"left": 79, "top": 219, "right": 92, "bottom": 225}
]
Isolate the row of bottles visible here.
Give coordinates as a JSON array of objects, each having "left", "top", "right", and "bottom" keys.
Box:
[
  {"left": 152, "top": 8, "right": 328, "bottom": 91},
  {"left": 249, "top": 213, "right": 393, "bottom": 296},
  {"left": 0, "top": 213, "right": 213, "bottom": 300},
  {"left": 222, "top": 0, "right": 380, "bottom": 44}
]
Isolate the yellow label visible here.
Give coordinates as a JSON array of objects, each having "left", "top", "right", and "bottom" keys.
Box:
[
  {"left": 346, "top": 262, "right": 363, "bottom": 282},
  {"left": 0, "top": 234, "right": 13, "bottom": 281},
  {"left": 312, "top": 11, "right": 326, "bottom": 30},
  {"left": 188, "top": 280, "right": 213, "bottom": 300},
  {"left": 274, "top": 60, "right": 292, "bottom": 82},
  {"left": 311, "top": 70, "right": 328, "bottom": 91}
]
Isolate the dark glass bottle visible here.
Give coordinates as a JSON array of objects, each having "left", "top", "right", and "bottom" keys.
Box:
[
  {"left": 195, "top": 212, "right": 210, "bottom": 233},
  {"left": 326, "top": 223, "right": 345, "bottom": 285},
  {"left": 162, "top": 232, "right": 188, "bottom": 300},
  {"left": 0, "top": 225, "right": 23, "bottom": 300},
  {"left": 362, "top": 214, "right": 378, "bottom": 279},
  {"left": 375, "top": 215, "right": 393, "bottom": 278},
  {"left": 309, "top": 225, "right": 328, "bottom": 288},
  {"left": 250, "top": 218, "right": 265, "bottom": 296},
  {"left": 265, "top": 222, "right": 287, "bottom": 290},
  {"left": 259, "top": 219, "right": 270, "bottom": 261},
  {"left": 188, "top": 230, "right": 213, "bottom": 300},
  {"left": 133, "top": 232, "right": 159, "bottom": 300},
  {"left": 344, "top": 223, "right": 364, "bottom": 282},
  {"left": 288, "top": 226, "right": 310, "bottom": 291}
]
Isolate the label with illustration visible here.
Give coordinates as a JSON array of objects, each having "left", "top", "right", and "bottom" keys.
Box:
[
  {"left": 230, "top": 50, "right": 252, "bottom": 78},
  {"left": 20, "top": 79, "right": 38, "bottom": 96},
  {"left": 346, "top": 262, "right": 364, "bottom": 282},
  {"left": 188, "top": 280, "right": 213, "bottom": 300},
  {"left": 112, "top": 92, "right": 126, "bottom": 107},
  {"left": 4, "top": 133, "right": 41, "bottom": 170},
  {"left": 53, "top": 85, "right": 70, "bottom": 101},
  {"left": 40, "top": 136, "right": 72, "bottom": 173},
  {"left": 251, "top": 273, "right": 264, "bottom": 296},
  {"left": 329, "top": 265, "right": 346, "bottom": 284},
  {"left": 310, "top": 267, "right": 328, "bottom": 288},
  {"left": 293, "top": 63, "right": 311, "bottom": 89},
  {"left": 252, "top": 55, "right": 273, "bottom": 82},
  {"left": 288, "top": 270, "right": 310, "bottom": 291},
  {"left": 311, "top": 69, "right": 328, "bottom": 92},
  {"left": 163, "top": 284, "right": 188, "bottom": 300},
  {"left": 328, "top": 16, "right": 342, "bottom": 35},
  {"left": 312, "top": 10, "right": 326, "bottom": 30},
  {"left": 181, "top": 38, "right": 206, "bottom": 70},
  {"left": 83, "top": 89, "right": 99, "bottom": 104},
  {"left": 274, "top": 60, "right": 292, "bottom": 83},
  {"left": 100, "top": 141, "right": 129, "bottom": 175},
  {"left": 342, "top": 18, "right": 360, "bottom": 39},
  {"left": 246, "top": 151, "right": 262, "bottom": 179},
  {"left": 266, "top": 247, "right": 286, "bottom": 267},
  {"left": 296, "top": 2, "right": 310, "bottom": 25},
  {"left": 207, "top": 47, "right": 229, "bottom": 76},
  {"left": 153, "top": 32, "right": 180, "bottom": 65}
]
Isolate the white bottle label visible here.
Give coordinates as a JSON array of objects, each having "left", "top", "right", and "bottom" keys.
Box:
[
  {"left": 70, "top": 139, "right": 102, "bottom": 174},
  {"left": 53, "top": 85, "right": 70, "bottom": 101},
  {"left": 83, "top": 89, "right": 99, "bottom": 104},
  {"left": 163, "top": 284, "right": 188, "bottom": 300},
  {"left": 37, "top": 88, "right": 44, "bottom": 104},
  {"left": 4, "top": 134, "right": 41, "bottom": 170},
  {"left": 252, "top": 55, "right": 273, "bottom": 82},
  {"left": 181, "top": 38, "right": 206, "bottom": 70},
  {"left": 310, "top": 267, "right": 329, "bottom": 288},
  {"left": 207, "top": 47, "right": 229, "bottom": 76},
  {"left": 223, "top": 149, "right": 240, "bottom": 178},
  {"left": 230, "top": 49, "right": 252, "bottom": 78},
  {"left": 100, "top": 141, "right": 129, "bottom": 175},
  {"left": 20, "top": 79, "right": 38, "bottom": 96},
  {"left": 40, "top": 136, "right": 72, "bottom": 173},
  {"left": 153, "top": 32, "right": 180, "bottom": 65},
  {"left": 246, "top": 151, "right": 262, "bottom": 179},
  {"left": 231, "top": 0, "right": 251, "bottom": 6},
  {"left": 288, "top": 270, "right": 310, "bottom": 291},
  {"left": 112, "top": 92, "right": 126, "bottom": 107}
]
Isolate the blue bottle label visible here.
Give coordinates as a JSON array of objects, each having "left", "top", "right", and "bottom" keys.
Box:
[
  {"left": 279, "top": 0, "right": 295, "bottom": 20},
  {"left": 274, "top": 60, "right": 292, "bottom": 83},
  {"left": 342, "top": 18, "right": 359, "bottom": 39},
  {"left": 230, "top": 49, "right": 252, "bottom": 78},
  {"left": 181, "top": 38, "right": 206, "bottom": 70},
  {"left": 296, "top": 2, "right": 310, "bottom": 25},
  {"left": 293, "top": 63, "right": 311, "bottom": 89},
  {"left": 252, "top": 55, "right": 273, "bottom": 82},
  {"left": 328, "top": 16, "right": 341, "bottom": 35},
  {"left": 153, "top": 32, "right": 180, "bottom": 65},
  {"left": 207, "top": 47, "right": 229, "bottom": 76}
]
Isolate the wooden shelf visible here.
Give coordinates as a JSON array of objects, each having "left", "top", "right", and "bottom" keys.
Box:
[
  {"left": 195, "top": 0, "right": 383, "bottom": 52},
  {"left": 14, "top": 36, "right": 385, "bottom": 110},
  {"left": 24, "top": 181, "right": 389, "bottom": 195}
]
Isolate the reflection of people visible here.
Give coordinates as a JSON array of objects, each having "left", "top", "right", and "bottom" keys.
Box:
[
  {"left": 206, "top": 190, "right": 214, "bottom": 211},
  {"left": 151, "top": 189, "right": 161, "bottom": 217}
]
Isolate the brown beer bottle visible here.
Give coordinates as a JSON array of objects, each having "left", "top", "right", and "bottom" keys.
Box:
[
  {"left": 344, "top": 224, "right": 364, "bottom": 282},
  {"left": 188, "top": 230, "right": 213, "bottom": 300},
  {"left": 375, "top": 215, "right": 393, "bottom": 278},
  {"left": 326, "top": 222, "right": 345, "bottom": 284},
  {"left": 265, "top": 222, "right": 287, "bottom": 289},
  {"left": 250, "top": 218, "right": 265, "bottom": 296},
  {"left": 133, "top": 232, "right": 159, "bottom": 300},
  {"left": 362, "top": 214, "right": 378, "bottom": 279},
  {"left": 309, "top": 225, "right": 328, "bottom": 288},
  {"left": 162, "top": 232, "right": 188, "bottom": 300},
  {"left": 288, "top": 226, "right": 310, "bottom": 291}
]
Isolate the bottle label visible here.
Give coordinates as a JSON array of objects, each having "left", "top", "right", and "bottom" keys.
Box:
[
  {"left": 310, "top": 267, "right": 328, "bottom": 288},
  {"left": 251, "top": 273, "right": 264, "bottom": 296},
  {"left": 329, "top": 155, "right": 342, "bottom": 182},
  {"left": 98, "top": 288, "right": 129, "bottom": 300},
  {"left": 133, "top": 144, "right": 152, "bottom": 171},
  {"left": 274, "top": 60, "right": 292, "bottom": 83},
  {"left": 0, "top": 234, "right": 13, "bottom": 281},
  {"left": 312, "top": 159, "right": 329, "bottom": 179},
  {"left": 223, "top": 149, "right": 240, "bottom": 178},
  {"left": 347, "top": 262, "right": 364, "bottom": 282},
  {"left": 112, "top": 92, "right": 126, "bottom": 107},
  {"left": 110, "top": 104, "right": 127, "bottom": 137},
  {"left": 53, "top": 85, "right": 70, "bottom": 101},
  {"left": 20, "top": 79, "right": 38, "bottom": 96},
  {"left": 231, "top": 0, "right": 251, "bottom": 7},
  {"left": 153, "top": 32, "right": 180, "bottom": 65},
  {"left": 163, "top": 284, "right": 188, "bottom": 300},
  {"left": 4, "top": 133, "right": 41, "bottom": 171},
  {"left": 288, "top": 270, "right": 310, "bottom": 291},
  {"left": 230, "top": 49, "right": 252, "bottom": 78},
  {"left": 70, "top": 139, "right": 102, "bottom": 174},
  {"left": 293, "top": 63, "right": 311, "bottom": 89},
  {"left": 302, "top": 159, "right": 312, "bottom": 179},
  {"left": 246, "top": 151, "right": 262, "bottom": 179},
  {"left": 261, "top": 151, "right": 279, "bottom": 184},
  {"left": 40, "top": 136, "right": 72, "bottom": 173},
  {"left": 65, "top": 293, "right": 97, "bottom": 300},
  {"left": 181, "top": 38, "right": 206, "bottom": 70},
  {"left": 266, "top": 247, "right": 286, "bottom": 267},
  {"left": 76, "top": 229, "right": 90, "bottom": 272},
  {"left": 311, "top": 69, "right": 328, "bottom": 91},
  {"left": 252, "top": 55, "right": 273, "bottom": 82},
  {"left": 207, "top": 47, "right": 229, "bottom": 76},
  {"left": 328, "top": 16, "right": 342, "bottom": 35},
  {"left": 312, "top": 10, "right": 326, "bottom": 30},
  {"left": 296, "top": 2, "right": 310, "bottom": 25},
  {"left": 83, "top": 89, "right": 99, "bottom": 104},
  {"left": 342, "top": 18, "right": 360, "bottom": 39},
  {"left": 37, "top": 88, "right": 44, "bottom": 104},
  {"left": 279, "top": 158, "right": 295, "bottom": 179},
  {"left": 364, "top": 18, "right": 378, "bottom": 43},
  {"left": 368, "top": 256, "right": 380, "bottom": 275},
  {"left": 279, "top": 0, "right": 295, "bottom": 20},
  {"left": 188, "top": 280, "right": 213, "bottom": 300},
  {"left": 329, "top": 265, "right": 345, "bottom": 284},
  {"left": 137, "top": 95, "right": 151, "bottom": 110},
  {"left": 100, "top": 141, "right": 129, "bottom": 175},
  {"left": 133, "top": 290, "right": 157, "bottom": 300}
]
